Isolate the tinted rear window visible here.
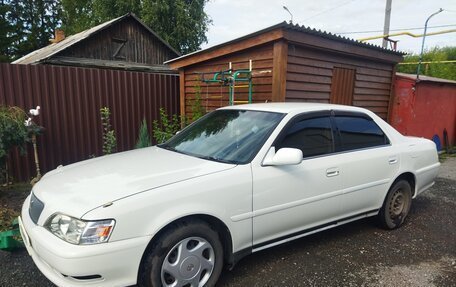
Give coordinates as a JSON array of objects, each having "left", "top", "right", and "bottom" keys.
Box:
[{"left": 335, "top": 116, "right": 389, "bottom": 151}]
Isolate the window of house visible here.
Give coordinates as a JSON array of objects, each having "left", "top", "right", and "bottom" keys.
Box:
[
  {"left": 277, "top": 116, "right": 334, "bottom": 158},
  {"left": 334, "top": 116, "right": 389, "bottom": 151}
]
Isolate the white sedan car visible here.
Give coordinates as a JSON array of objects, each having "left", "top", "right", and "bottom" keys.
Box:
[{"left": 20, "top": 103, "right": 440, "bottom": 287}]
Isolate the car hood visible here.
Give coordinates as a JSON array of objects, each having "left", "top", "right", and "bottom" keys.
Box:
[{"left": 33, "top": 146, "right": 235, "bottom": 218}]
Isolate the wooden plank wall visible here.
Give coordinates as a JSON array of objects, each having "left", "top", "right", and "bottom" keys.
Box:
[
  {"left": 286, "top": 44, "right": 394, "bottom": 119},
  {"left": 182, "top": 43, "right": 274, "bottom": 119},
  {"left": 60, "top": 18, "right": 177, "bottom": 65}
]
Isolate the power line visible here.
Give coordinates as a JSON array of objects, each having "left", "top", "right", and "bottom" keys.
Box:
[
  {"left": 398, "top": 60, "right": 456, "bottom": 65},
  {"left": 336, "top": 24, "right": 456, "bottom": 34},
  {"left": 302, "top": 0, "right": 358, "bottom": 22}
]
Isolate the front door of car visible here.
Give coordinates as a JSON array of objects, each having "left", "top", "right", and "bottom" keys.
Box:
[{"left": 251, "top": 112, "right": 347, "bottom": 248}]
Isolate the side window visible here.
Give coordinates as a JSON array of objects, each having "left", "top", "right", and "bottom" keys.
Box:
[
  {"left": 334, "top": 116, "right": 389, "bottom": 151},
  {"left": 277, "top": 116, "right": 334, "bottom": 158}
]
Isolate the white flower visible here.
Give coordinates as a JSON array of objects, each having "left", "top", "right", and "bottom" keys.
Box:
[
  {"left": 24, "top": 117, "right": 32, "bottom": 127},
  {"left": 29, "top": 106, "right": 41, "bottom": 116}
]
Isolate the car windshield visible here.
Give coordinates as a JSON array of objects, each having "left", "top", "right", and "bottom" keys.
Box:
[{"left": 160, "top": 109, "right": 284, "bottom": 164}]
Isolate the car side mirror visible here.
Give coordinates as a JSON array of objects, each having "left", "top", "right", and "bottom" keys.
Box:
[{"left": 263, "top": 147, "right": 303, "bottom": 166}]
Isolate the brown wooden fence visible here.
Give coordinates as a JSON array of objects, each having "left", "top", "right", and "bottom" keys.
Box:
[{"left": 0, "top": 63, "right": 179, "bottom": 182}]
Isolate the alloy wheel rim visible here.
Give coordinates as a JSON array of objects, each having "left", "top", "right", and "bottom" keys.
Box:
[{"left": 161, "top": 237, "right": 215, "bottom": 287}]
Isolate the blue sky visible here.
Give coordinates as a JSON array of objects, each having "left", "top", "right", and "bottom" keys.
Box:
[{"left": 203, "top": 0, "right": 456, "bottom": 54}]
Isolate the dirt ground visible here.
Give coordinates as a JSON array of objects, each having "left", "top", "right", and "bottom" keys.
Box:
[
  {"left": 0, "top": 183, "right": 30, "bottom": 231},
  {"left": 0, "top": 158, "right": 455, "bottom": 287}
]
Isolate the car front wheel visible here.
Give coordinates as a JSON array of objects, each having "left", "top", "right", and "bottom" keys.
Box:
[
  {"left": 138, "top": 219, "right": 224, "bottom": 287},
  {"left": 378, "top": 180, "right": 412, "bottom": 229}
]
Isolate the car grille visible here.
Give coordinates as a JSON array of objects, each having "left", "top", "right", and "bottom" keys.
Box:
[{"left": 29, "top": 193, "right": 45, "bottom": 224}]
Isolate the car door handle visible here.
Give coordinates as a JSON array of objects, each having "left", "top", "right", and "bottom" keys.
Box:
[
  {"left": 388, "top": 157, "right": 398, "bottom": 165},
  {"left": 326, "top": 168, "right": 339, "bottom": 177}
]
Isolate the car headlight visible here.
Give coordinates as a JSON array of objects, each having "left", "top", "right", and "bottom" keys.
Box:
[{"left": 45, "top": 213, "right": 115, "bottom": 245}]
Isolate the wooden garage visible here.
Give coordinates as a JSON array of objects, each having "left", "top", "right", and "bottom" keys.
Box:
[{"left": 166, "top": 22, "right": 404, "bottom": 120}]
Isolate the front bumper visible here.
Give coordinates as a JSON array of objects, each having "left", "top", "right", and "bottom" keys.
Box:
[{"left": 19, "top": 195, "right": 152, "bottom": 287}]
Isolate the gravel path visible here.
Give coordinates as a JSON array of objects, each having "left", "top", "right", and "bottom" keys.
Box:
[{"left": 1, "top": 158, "right": 455, "bottom": 287}]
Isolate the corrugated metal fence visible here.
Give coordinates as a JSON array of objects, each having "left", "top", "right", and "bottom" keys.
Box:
[{"left": 0, "top": 63, "right": 179, "bottom": 181}]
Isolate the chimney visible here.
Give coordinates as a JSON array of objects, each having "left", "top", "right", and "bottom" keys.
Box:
[{"left": 50, "top": 29, "right": 65, "bottom": 43}]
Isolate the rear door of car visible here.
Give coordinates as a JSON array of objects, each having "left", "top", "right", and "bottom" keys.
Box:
[{"left": 331, "top": 110, "right": 400, "bottom": 215}]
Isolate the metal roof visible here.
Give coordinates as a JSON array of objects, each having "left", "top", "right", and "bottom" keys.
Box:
[
  {"left": 284, "top": 22, "right": 405, "bottom": 55},
  {"left": 13, "top": 13, "right": 179, "bottom": 65},
  {"left": 166, "top": 21, "right": 404, "bottom": 64},
  {"left": 397, "top": 72, "right": 456, "bottom": 85}
]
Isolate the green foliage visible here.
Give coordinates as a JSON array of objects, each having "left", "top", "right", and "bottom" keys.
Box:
[
  {"left": 0, "top": 106, "right": 28, "bottom": 162},
  {"left": 1, "top": 0, "right": 62, "bottom": 61},
  {"left": 59, "top": 0, "right": 94, "bottom": 35},
  {"left": 100, "top": 107, "right": 117, "bottom": 155},
  {"left": 152, "top": 108, "right": 182, "bottom": 144},
  {"left": 398, "top": 46, "right": 456, "bottom": 81},
  {"left": 92, "top": 0, "right": 141, "bottom": 23},
  {"left": 60, "top": 0, "right": 141, "bottom": 35},
  {"left": 135, "top": 118, "right": 151, "bottom": 149},
  {"left": 141, "top": 0, "right": 212, "bottom": 54},
  {"left": 191, "top": 83, "right": 206, "bottom": 122},
  {"left": 0, "top": 106, "right": 28, "bottom": 183},
  {"left": 0, "top": 1, "right": 13, "bottom": 62}
]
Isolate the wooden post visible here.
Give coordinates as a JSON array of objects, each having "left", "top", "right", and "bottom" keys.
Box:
[
  {"left": 272, "top": 40, "right": 288, "bottom": 102},
  {"left": 179, "top": 69, "right": 186, "bottom": 127},
  {"left": 387, "top": 64, "right": 397, "bottom": 123},
  {"left": 30, "top": 134, "right": 42, "bottom": 186}
]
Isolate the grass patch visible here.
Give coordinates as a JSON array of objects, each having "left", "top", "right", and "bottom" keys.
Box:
[{"left": 439, "top": 150, "right": 456, "bottom": 162}]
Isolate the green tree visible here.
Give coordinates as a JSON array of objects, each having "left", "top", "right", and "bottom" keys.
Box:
[
  {"left": 0, "top": 0, "right": 13, "bottom": 62},
  {"left": 60, "top": 0, "right": 93, "bottom": 35},
  {"left": 61, "top": 0, "right": 141, "bottom": 35},
  {"left": 2, "top": 0, "right": 61, "bottom": 61},
  {"left": 141, "top": 0, "right": 211, "bottom": 54},
  {"left": 398, "top": 46, "right": 456, "bottom": 81},
  {"left": 93, "top": 0, "right": 141, "bottom": 22}
]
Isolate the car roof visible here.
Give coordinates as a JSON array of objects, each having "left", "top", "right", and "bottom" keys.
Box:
[{"left": 219, "top": 102, "right": 369, "bottom": 114}]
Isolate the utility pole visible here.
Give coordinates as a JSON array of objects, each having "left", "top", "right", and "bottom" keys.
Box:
[{"left": 382, "top": 0, "right": 392, "bottom": 48}]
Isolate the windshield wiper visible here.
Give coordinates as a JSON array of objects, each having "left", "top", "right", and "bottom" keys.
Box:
[
  {"left": 158, "top": 144, "right": 176, "bottom": 152},
  {"left": 196, "top": 155, "right": 238, "bottom": 165},
  {"left": 159, "top": 145, "right": 237, "bottom": 164}
]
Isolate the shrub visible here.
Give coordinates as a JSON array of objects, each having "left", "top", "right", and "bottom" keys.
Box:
[
  {"left": 100, "top": 107, "right": 117, "bottom": 155},
  {"left": 152, "top": 108, "right": 182, "bottom": 144},
  {"left": 0, "top": 106, "right": 28, "bottom": 160},
  {"left": 135, "top": 118, "right": 151, "bottom": 149},
  {"left": 192, "top": 83, "right": 206, "bottom": 122},
  {"left": 0, "top": 106, "right": 28, "bottom": 184}
]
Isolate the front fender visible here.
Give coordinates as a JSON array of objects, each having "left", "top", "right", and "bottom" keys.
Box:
[{"left": 83, "top": 164, "right": 253, "bottom": 253}]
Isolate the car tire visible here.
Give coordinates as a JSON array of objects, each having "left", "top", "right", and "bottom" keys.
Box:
[
  {"left": 138, "top": 219, "right": 224, "bottom": 287},
  {"left": 378, "top": 180, "right": 412, "bottom": 229}
]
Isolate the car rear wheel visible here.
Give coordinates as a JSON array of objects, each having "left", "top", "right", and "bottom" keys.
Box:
[
  {"left": 378, "top": 180, "right": 412, "bottom": 229},
  {"left": 138, "top": 219, "right": 224, "bottom": 287}
]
